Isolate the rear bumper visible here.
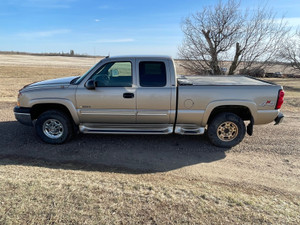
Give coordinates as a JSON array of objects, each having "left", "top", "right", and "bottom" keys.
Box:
[
  {"left": 14, "top": 106, "right": 32, "bottom": 126},
  {"left": 274, "top": 112, "right": 284, "bottom": 125}
]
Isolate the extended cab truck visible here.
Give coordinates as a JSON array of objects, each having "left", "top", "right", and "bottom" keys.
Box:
[{"left": 14, "top": 56, "right": 284, "bottom": 147}]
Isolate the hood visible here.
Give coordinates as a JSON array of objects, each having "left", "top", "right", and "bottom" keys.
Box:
[{"left": 24, "top": 76, "right": 79, "bottom": 89}]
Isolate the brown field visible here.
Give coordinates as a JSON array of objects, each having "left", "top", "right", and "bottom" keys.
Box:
[
  {"left": 0, "top": 54, "right": 299, "bottom": 224},
  {"left": 263, "top": 78, "right": 300, "bottom": 112}
]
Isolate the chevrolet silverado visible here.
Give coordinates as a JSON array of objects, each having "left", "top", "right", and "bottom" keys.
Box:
[{"left": 14, "top": 55, "right": 284, "bottom": 147}]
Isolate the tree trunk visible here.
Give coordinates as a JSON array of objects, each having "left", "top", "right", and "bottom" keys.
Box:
[
  {"left": 228, "top": 42, "right": 241, "bottom": 75},
  {"left": 202, "top": 29, "right": 221, "bottom": 74}
]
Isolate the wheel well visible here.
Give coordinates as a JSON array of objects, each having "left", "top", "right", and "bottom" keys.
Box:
[
  {"left": 31, "top": 103, "right": 73, "bottom": 121},
  {"left": 207, "top": 105, "right": 252, "bottom": 124}
]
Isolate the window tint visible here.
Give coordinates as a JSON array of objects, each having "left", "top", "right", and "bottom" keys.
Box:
[
  {"left": 139, "top": 62, "right": 166, "bottom": 87},
  {"left": 91, "top": 62, "right": 132, "bottom": 87}
]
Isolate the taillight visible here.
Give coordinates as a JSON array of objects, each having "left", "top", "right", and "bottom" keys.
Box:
[{"left": 276, "top": 89, "right": 284, "bottom": 109}]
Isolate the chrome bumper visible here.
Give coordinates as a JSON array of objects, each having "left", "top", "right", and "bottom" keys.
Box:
[{"left": 14, "top": 106, "right": 32, "bottom": 126}]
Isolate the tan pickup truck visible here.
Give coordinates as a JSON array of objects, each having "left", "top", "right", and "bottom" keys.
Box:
[{"left": 14, "top": 55, "right": 284, "bottom": 147}]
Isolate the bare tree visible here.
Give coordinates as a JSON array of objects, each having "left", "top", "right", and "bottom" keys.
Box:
[
  {"left": 179, "top": 0, "right": 289, "bottom": 75},
  {"left": 278, "top": 30, "right": 300, "bottom": 72}
]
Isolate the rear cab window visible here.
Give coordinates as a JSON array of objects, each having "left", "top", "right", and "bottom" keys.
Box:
[{"left": 139, "top": 62, "right": 166, "bottom": 87}]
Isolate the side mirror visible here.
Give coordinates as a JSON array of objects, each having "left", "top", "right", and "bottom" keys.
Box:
[
  {"left": 111, "top": 69, "right": 119, "bottom": 77},
  {"left": 85, "top": 79, "right": 96, "bottom": 90}
]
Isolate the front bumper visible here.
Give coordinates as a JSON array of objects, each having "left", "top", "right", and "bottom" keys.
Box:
[
  {"left": 14, "top": 106, "right": 32, "bottom": 126},
  {"left": 274, "top": 112, "right": 284, "bottom": 125}
]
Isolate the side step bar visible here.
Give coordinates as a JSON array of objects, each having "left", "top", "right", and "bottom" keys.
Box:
[
  {"left": 175, "top": 126, "right": 205, "bottom": 135},
  {"left": 79, "top": 124, "right": 206, "bottom": 136},
  {"left": 79, "top": 124, "right": 173, "bottom": 135}
]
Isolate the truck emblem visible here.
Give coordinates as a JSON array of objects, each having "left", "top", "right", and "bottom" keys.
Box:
[{"left": 260, "top": 100, "right": 275, "bottom": 107}]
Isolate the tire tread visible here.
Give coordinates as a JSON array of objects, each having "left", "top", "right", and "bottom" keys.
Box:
[
  {"left": 208, "top": 112, "right": 246, "bottom": 148},
  {"left": 35, "top": 110, "right": 73, "bottom": 144}
]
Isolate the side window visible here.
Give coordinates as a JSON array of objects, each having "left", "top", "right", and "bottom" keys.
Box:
[
  {"left": 91, "top": 62, "right": 132, "bottom": 87},
  {"left": 139, "top": 62, "right": 167, "bottom": 87}
]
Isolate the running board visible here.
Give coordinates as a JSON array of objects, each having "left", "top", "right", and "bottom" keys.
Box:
[
  {"left": 79, "top": 124, "right": 173, "bottom": 135},
  {"left": 175, "top": 126, "right": 205, "bottom": 135}
]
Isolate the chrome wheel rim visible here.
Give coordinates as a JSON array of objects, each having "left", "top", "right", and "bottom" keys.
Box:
[
  {"left": 42, "top": 119, "right": 64, "bottom": 139},
  {"left": 217, "top": 121, "right": 238, "bottom": 142}
]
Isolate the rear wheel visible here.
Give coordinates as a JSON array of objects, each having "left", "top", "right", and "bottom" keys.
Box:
[
  {"left": 208, "top": 112, "right": 246, "bottom": 148},
  {"left": 35, "top": 110, "right": 73, "bottom": 144}
]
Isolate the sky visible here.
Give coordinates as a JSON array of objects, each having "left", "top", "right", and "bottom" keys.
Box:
[{"left": 0, "top": 0, "right": 300, "bottom": 57}]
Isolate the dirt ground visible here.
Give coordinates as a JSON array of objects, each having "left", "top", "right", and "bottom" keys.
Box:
[
  {"left": 0, "top": 54, "right": 299, "bottom": 224},
  {"left": 1, "top": 101, "right": 299, "bottom": 193}
]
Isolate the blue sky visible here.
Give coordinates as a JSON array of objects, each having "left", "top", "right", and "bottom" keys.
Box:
[{"left": 0, "top": 0, "right": 300, "bottom": 57}]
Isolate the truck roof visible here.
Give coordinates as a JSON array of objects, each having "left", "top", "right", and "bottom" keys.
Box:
[
  {"left": 178, "top": 75, "right": 274, "bottom": 86},
  {"left": 108, "top": 55, "right": 172, "bottom": 60}
]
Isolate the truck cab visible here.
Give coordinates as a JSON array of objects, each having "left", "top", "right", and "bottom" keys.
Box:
[{"left": 75, "top": 56, "right": 177, "bottom": 130}]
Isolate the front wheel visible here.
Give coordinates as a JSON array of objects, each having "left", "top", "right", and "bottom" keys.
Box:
[
  {"left": 208, "top": 113, "right": 246, "bottom": 148},
  {"left": 35, "top": 110, "right": 73, "bottom": 144}
]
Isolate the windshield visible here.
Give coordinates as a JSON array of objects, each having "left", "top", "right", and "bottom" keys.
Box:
[{"left": 73, "top": 61, "right": 101, "bottom": 85}]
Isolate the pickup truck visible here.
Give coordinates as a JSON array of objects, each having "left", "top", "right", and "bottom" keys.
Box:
[{"left": 14, "top": 55, "right": 284, "bottom": 147}]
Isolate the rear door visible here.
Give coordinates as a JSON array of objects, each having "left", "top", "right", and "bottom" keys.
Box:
[{"left": 136, "top": 59, "right": 174, "bottom": 124}]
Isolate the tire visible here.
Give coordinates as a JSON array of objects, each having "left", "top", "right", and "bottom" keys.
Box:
[
  {"left": 208, "top": 112, "right": 246, "bottom": 148},
  {"left": 35, "top": 110, "right": 73, "bottom": 144}
]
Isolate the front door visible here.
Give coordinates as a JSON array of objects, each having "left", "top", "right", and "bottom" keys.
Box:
[{"left": 76, "top": 60, "right": 136, "bottom": 123}]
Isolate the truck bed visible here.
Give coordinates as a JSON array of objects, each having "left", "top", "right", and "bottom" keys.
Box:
[{"left": 177, "top": 75, "right": 273, "bottom": 86}]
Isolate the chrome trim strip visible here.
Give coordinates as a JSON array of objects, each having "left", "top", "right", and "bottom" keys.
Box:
[
  {"left": 80, "top": 112, "right": 136, "bottom": 116},
  {"left": 257, "top": 110, "right": 278, "bottom": 114},
  {"left": 14, "top": 112, "right": 31, "bottom": 116},
  {"left": 137, "top": 110, "right": 169, "bottom": 117},
  {"left": 137, "top": 114, "right": 168, "bottom": 116},
  {"left": 79, "top": 110, "right": 135, "bottom": 116},
  {"left": 177, "top": 109, "right": 205, "bottom": 114}
]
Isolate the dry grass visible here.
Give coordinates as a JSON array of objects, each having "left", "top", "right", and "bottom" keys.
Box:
[
  {"left": 0, "top": 66, "right": 88, "bottom": 101},
  {"left": 263, "top": 78, "right": 300, "bottom": 112},
  {"left": 0, "top": 159, "right": 299, "bottom": 225}
]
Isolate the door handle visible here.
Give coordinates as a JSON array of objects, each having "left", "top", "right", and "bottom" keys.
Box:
[{"left": 123, "top": 93, "right": 134, "bottom": 98}]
